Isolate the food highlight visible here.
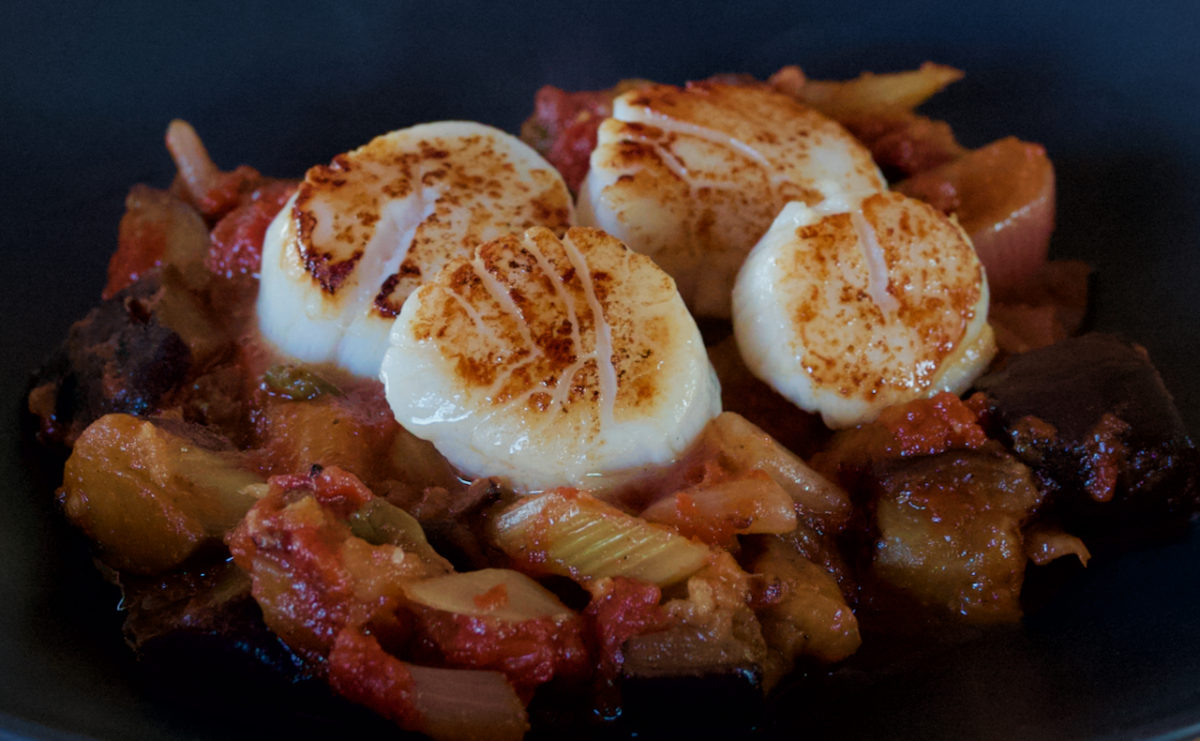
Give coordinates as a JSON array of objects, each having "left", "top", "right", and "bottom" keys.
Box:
[{"left": 26, "top": 63, "right": 1198, "bottom": 740}]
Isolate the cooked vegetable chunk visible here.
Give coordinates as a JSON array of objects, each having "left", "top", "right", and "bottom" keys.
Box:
[
  {"left": 640, "top": 470, "right": 797, "bottom": 546},
  {"left": 227, "top": 466, "right": 449, "bottom": 662},
  {"left": 329, "top": 629, "right": 530, "bottom": 741},
  {"left": 229, "top": 467, "right": 536, "bottom": 740},
  {"left": 59, "top": 413, "right": 264, "bottom": 573},
  {"left": 695, "top": 412, "right": 853, "bottom": 531},
  {"left": 403, "top": 569, "right": 573, "bottom": 622},
  {"left": 29, "top": 279, "right": 191, "bottom": 447},
  {"left": 775, "top": 63, "right": 964, "bottom": 121},
  {"left": 748, "top": 533, "right": 861, "bottom": 673},
  {"left": 619, "top": 551, "right": 767, "bottom": 724},
  {"left": 974, "top": 333, "right": 1200, "bottom": 533},
  {"left": 897, "top": 137, "right": 1055, "bottom": 294},
  {"left": 868, "top": 449, "right": 1043, "bottom": 622},
  {"left": 255, "top": 384, "right": 402, "bottom": 486},
  {"left": 404, "top": 569, "right": 591, "bottom": 693},
  {"left": 492, "top": 489, "right": 712, "bottom": 587}
]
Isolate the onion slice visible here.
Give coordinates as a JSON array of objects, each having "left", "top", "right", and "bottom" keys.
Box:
[{"left": 898, "top": 137, "right": 1055, "bottom": 296}]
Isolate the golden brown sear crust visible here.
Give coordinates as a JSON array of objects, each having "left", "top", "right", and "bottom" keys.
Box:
[
  {"left": 289, "top": 126, "right": 572, "bottom": 316},
  {"left": 407, "top": 227, "right": 681, "bottom": 427}
]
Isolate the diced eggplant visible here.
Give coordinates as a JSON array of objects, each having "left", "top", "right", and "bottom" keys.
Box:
[
  {"left": 619, "top": 618, "right": 765, "bottom": 731},
  {"left": 974, "top": 333, "right": 1200, "bottom": 537},
  {"left": 29, "top": 277, "right": 191, "bottom": 447},
  {"left": 610, "top": 550, "right": 770, "bottom": 730},
  {"left": 747, "top": 534, "right": 861, "bottom": 674},
  {"left": 867, "top": 448, "right": 1043, "bottom": 623},
  {"left": 118, "top": 559, "right": 311, "bottom": 685}
]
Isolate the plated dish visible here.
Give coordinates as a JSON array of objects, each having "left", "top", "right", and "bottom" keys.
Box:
[{"left": 20, "top": 59, "right": 1200, "bottom": 741}]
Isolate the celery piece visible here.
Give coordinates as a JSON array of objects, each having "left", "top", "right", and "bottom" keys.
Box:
[
  {"left": 493, "top": 490, "right": 710, "bottom": 587},
  {"left": 263, "top": 363, "right": 343, "bottom": 401},
  {"left": 402, "top": 568, "right": 572, "bottom": 623}
]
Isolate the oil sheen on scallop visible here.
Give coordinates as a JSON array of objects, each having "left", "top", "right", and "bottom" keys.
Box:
[
  {"left": 257, "top": 121, "right": 573, "bottom": 377},
  {"left": 380, "top": 226, "right": 721, "bottom": 493},
  {"left": 577, "top": 82, "right": 886, "bottom": 319}
]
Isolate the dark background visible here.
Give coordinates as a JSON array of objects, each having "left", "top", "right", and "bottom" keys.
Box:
[{"left": 2, "top": 1, "right": 1198, "bottom": 739}]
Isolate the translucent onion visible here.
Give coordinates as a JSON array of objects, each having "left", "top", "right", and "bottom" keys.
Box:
[
  {"left": 641, "top": 471, "right": 797, "bottom": 544},
  {"left": 898, "top": 137, "right": 1055, "bottom": 296},
  {"left": 402, "top": 568, "right": 573, "bottom": 623},
  {"left": 408, "top": 663, "right": 530, "bottom": 741},
  {"left": 701, "top": 413, "right": 852, "bottom": 530}
]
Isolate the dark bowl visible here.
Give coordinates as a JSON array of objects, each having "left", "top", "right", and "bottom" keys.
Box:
[{"left": 3, "top": 1, "right": 1198, "bottom": 739}]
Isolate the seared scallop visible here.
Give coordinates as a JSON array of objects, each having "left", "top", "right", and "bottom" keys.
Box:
[
  {"left": 257, "top": 121, "right": 572, "bottom": 377},
  {"left": 578, "top": 81, "right": 885, "bottom": 318},
  {"left": 380, "top": 226, "right": 721, "bottom": 492},
  {"left": 732, "top": 191, "right": 995, "bottom": 428}
]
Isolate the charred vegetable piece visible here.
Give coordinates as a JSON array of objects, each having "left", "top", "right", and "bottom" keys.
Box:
[
  {"left": 868, "top": 449, "right": 1044, "bottom": 623},
  {"left": 811, "top": 390, "right": 989, "bottom": 487},
  {"left": 620, "top": 554, "right": 768, "bottom": 728},
  {"left": 102, "top": 187, "right": 234, "bottom": 364},
  {"left": 58, "top": 413, "right": 264, "bottom": 573},
  {"left": 619, "top": 627, "right": 765, "bottom": 732},
  {"left": 104, "top": 184, "right": 250, "bottom": 364},
  {"left": 626, "top": 601, "right": 764, "bottom": 683},
  {"left": 29, "top": 277, "right": 191, "bottom": 447},
  {"left": 974, "top": 333, "right": 1200, "bottom": 535},
  {"left": 117, "top": 559, "right": 312, "bottom": 687},
  {"left": 492, "top": 489, "right": 711, "bottom": 587}
]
